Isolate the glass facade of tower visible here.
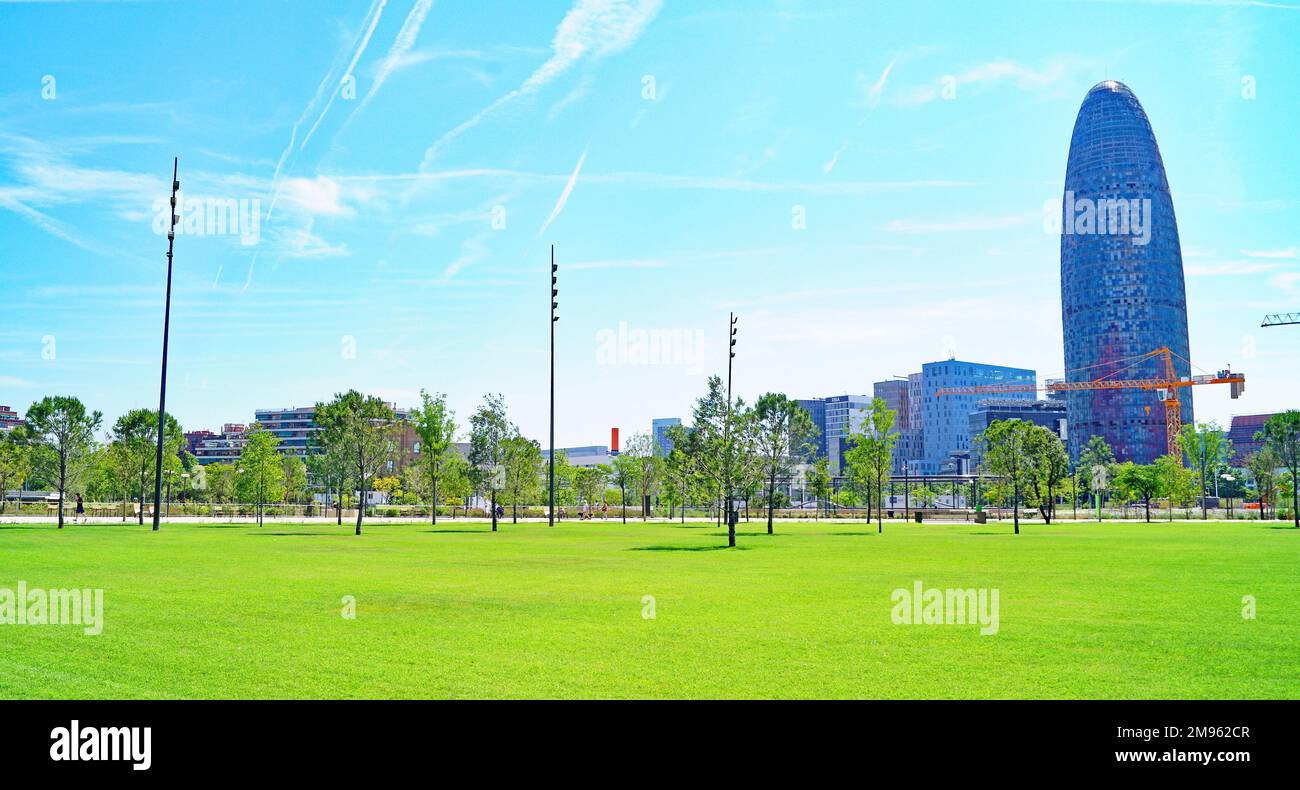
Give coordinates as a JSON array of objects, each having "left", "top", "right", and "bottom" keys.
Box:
[{"left": 1060, "top": 81, "right": 1193, "bottom": 464}]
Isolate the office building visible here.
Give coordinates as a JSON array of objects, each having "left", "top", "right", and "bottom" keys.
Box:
[
  {"left": 1061, "top": 80, "right": 1193, "bottom": 463},
  {"left": 824, "top": 394, "right": 873, "bottom": 474},
  {"left": 795, "top": 398, "right": 827, "bottom": 460},
  {"left": 1227, "top": 413, "right": 1278, "bottom": 464},
  {"left": 916, "top": 359, "right": 1036, "bottom": 474},
  {"left": 0, "top": 405, "right": 22, "bottom": 432},
  {"left": 651, "top": 417, "right": 681, "bottom": 457},
  {"left": 542, "top": 445, "right": 612, "bottom": 467},
  {"left": 968, "top": 399, "right": 1068, "bottom": 463}
]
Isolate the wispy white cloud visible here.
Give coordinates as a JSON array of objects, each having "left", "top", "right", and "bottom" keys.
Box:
[
  {"left": 443, "top": 233, "right": 491, "bottom": 279},
  {"left": 539, "top": 147, "right": 587, "bottom": 236},
  {"left": 1243, "top": 247, "right": 1299, "bottom": 259},
  {"left": 419, "top": 0, "right": 662, "bottom": 167},
  {"left": 822, "top": 146, "right": 844, "bottom": 174},
  {"left": 353, "top": 0, "right": 436, "bottom": 116},
  {"left": 860, "top": 59, "right": 895, "bottom": 107},
  {"left": 278, "top": 175, "right": 353, "bottom": 217},
  {"left": 1271, "top": 271, "right": 1300, "bottom": 293},
  {"left": 299, "top": 0, "right": 391, "bottom": 150},
  {"left": 267, "top": 0, "right": 388, "bottom": 219},
  {"left": 341, "top": 165, "right": 973, "bottom": 195},
  {"left": 900, "top": 57, "right": 1090, "bottom": 105}
]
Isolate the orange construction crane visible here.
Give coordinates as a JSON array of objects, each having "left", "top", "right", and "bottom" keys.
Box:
[{"left": 936, "top": 347, "right": 1245, "bottom": 458}]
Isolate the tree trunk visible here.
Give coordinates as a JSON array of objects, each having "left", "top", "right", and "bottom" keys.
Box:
[
  {"left": 431, "top": 465, "right": 438, "bottom": 526},
  {"left": 1201, "top": 465, "right": 1208, "bottom": 520},
  {"left": 1144, "top": 497, "right": 1151, "bottom": 523},
  {"left": 766, "top": 475, "right": 775, "bottom": 535},
  {"left": 491, "top": 490, "right": 497, "bottom": 532},
  {"left": 355, "top": 478, "right": 364, "bottom": 535},
  {"left": 877, "top": 475, "right": 883, "bottom": 534},
  {"left": 1293, "top": 481, "right": 1299, "bottom": 529},
  {"left": 1012, "top": 480, "right": 1020, "bottom": 535}
]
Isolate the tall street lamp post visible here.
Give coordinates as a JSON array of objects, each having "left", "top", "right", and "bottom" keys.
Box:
[
  {"left": 152, "top": 158, "right": 179, "bottom": 532},
  {"left": 724, "top": 313, "right": 737, "bottom": 548},
  {"left": 549, "top": 245, "right": 558, "bottom": 527}
]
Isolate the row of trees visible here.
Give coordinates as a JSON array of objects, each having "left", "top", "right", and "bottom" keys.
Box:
[
  {"left": 977, "top": 414, "right": 1300, "bottom": 530},
  {"left": 6, "top": 388, "right": 1296, "bottom": 538}
]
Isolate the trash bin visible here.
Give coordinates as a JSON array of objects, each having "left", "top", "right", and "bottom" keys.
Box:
[
  {"left": 974, "top": 511, "right": 987, "bottom": 524},
  {"left": 914, "top": 511, "right": 924, "bottom": 523}
]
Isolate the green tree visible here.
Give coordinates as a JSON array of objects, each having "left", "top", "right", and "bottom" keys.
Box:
[
  {"left": 236, "top": 427, "right": 285, "bottom": 527},
  {"left": 439, "top": 453, "right": 473, "bottom": 516},
  {"left": 1244, "top": 447, "right": 1279, "bottom": 520},
  {"left": 751, "top": 393, "right": 819, "bottom": 535},
  {"left": 843, "top": 397, "right": 896, "bottom": 533},
  {"left": 1114, "top": 462, "right": 1161, "bottom": 522},
  {"left": 468, "top": 394, "right": 511, "bottom": 532},
  {"left": 623, "top": 431, "right": 663, "bottom": 520},
  {"left": 502, "top": 433, "right": 543, "bottom": 523},
  {"left": 662, "top": 444, "right": 692, "bottom": 522},
  {"left": 808, "top": 457, "right": 832, "bottom": 520},
  {"left": 108, "top": 408, "right": 183, "bottom": 524},
  {"left": 1178, "top": 422, "right": 1229, "bottom": 520},
  {"left": 282, "top": 455, "right": 308, "bottom": 505},
  {"left": 0, "top": 433, "right": 31, "bottom": 515},
  {"left": 410, "top": 390, "right": 457, "bottom": 525},
  {"left": 24, "top": 396, "right": 102, "bottom": 529},
  {"left": 550, "top": 449, "right": 577, "bottom": 509},
  {"left": 1023, "top": 425, "right": 1070, "bottom": 524},
  {"left": 371, "top": 475, "right": 402, "bottom": 505},
  {"left": 609, "top": 452, "right": 639, "bottom": 523},
  {"left": 977, "top": 419, "right": 1033, "bottom": 534},
  {"left": 574, "top": 464, "right": 609, "bottom": 512},
  {"left": 1154, "top": 453, "right": 1194, "bottom": 521},
  {"left": 306, "top": 443, "right": 351, "bottom": 524},
  {"left": 205, "top": 463, "right": 236, "bottom": 506},
  {"left": 672, "top": 376, "right": 753, "bottom": 546},
  {"left": 1259, "top": 411, "right": 1300, "bottom": 528},
  {"left": 1077, "top": 434, "right": 1117, "bottom": 515},
  {"left": 911, "top": 483, "right": 939, "bottom": 509},
  {"left": 315, "top": 391, "right": 399, "bottom": 535}
]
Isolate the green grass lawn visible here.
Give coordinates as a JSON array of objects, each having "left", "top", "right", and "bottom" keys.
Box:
[{"left": 1, "top": 517, "right": 1296, "bottom": 699}]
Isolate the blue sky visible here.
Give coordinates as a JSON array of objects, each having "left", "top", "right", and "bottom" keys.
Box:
[{"left": 1, "top": 0, "right": 1297, "bottom": 447}]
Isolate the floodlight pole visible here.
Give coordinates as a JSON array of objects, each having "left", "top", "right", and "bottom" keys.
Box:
[
  {"left": 549, "top": 245, "right": 558, "bottom": 526},
  {"left": 724, "top": 313, "right": 737, "bottom": 548},
  {"left": 152, "top": 158, "right": 179, "bottom": 532}
]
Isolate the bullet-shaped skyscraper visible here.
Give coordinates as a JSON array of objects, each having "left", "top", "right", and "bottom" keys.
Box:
[{"left": 1060, "top": 80, "right": 1193, "bottom": 464}]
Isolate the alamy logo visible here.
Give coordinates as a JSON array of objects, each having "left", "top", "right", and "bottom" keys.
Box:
[
  {"left": 0, "top": 581, "right": 103, "bottom": 635},
  {"left": 891, "top": 580, "right": 999, "bottom": 636},
  {"left": 1046, "top": 191, "right": 1152, "bottom": 246},
  {"left": 595, "top": 321, "right": 705, "bottom": 367},
  {"left": 49, "top": 720, "right": 151, "bottom": 771},
  {"left": 152, "top": 192, "right": 261, "bottom": 246}
]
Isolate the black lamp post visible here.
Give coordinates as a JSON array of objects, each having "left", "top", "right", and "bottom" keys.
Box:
[
  {"left": 549, "top": 245, "right": 558, "bottom": 527},
  {"left": 723, "top": 313, "right": 737, "bottom": 548},
  {"left": 152, "top": 158, "right": 179, "bottom": 532}
]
